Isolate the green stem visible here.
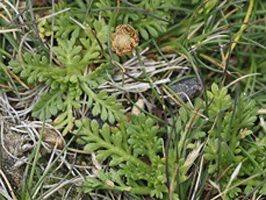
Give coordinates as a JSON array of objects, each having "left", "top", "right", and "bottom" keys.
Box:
[
  {"left": 239, "top": 146, "right": 264, "bottom": 175},
  {"left": 80, "top": 81, "right": 97, "bottom": 101},
  {"left": 130, "top": 186, "right": 153, "bottom": 195},
  {"left": 25, "top": 122, "right": 45, "bottom": 199}
]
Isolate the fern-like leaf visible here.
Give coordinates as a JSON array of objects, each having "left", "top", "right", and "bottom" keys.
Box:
[
  {"left": 32, "top": 88, "right": 65, "bottom": 120},
  {"left": 76, "top": 114, "right": 169, "bottom": 198},
  {"left": 53, "top": 36, "right": 83, "bottom": 68},
  {"left": 204, "top": 83, "right": 260, "bottom": 198},
  {"left": 207, "top": 83, "right": 232, "bottom": 118},
  {"left": 53, "top": 12, "right": 82, "bottom": 39},
  {"left": 80, "top": 82, "right": 125, "bottom": 123}
]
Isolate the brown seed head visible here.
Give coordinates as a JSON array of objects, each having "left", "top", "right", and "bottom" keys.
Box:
[{"left": 111, "top": 24, "right": 139, "bottom": 56}]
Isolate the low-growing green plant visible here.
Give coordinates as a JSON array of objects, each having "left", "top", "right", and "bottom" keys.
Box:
[
  {"left": 10, "top": 16, "right": 125, "bottom": 135},
  {"left": 94, "top": 0, "right": 179, "bottom": 40},
  {"left": 203, "top": 83, "right": 266, "bottom": 199},
  {"left": 73, "top": 83, "right": 265, "bottom": 199},
  {"left": 8, "top": 0, "right": 181, "bottom": 135},
  {"left": 1, "top": 0, "right": 265, "bottom": 199},
  {"left": 75, "top": 114, "right": 170, "bottom": 198}
]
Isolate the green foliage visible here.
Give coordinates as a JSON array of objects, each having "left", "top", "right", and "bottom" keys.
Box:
[
  {"left": 203, "top": 83, "right": 266, "bottom": 198},
  {"left": 0, "top": 63, "right": 16, "bottom": 91},
  {"left": 207, "top": 83, "right": 231, "bottom": 118},
  {"left": 11, "top": 53, "right": 50, "bottom": 84},
  {"left": 10, "top": 53, "right": 124, "bottom": 134},
  {"left": 32, "top": 88, "right": 65, "bottom": 120},
  {"left": 80, "top": 82, "right": 125, "bottom": 124},
  {"left": 4, "top": 0, "right": 266, "bottom": 199},
  {"left": 166, "top": 98, "right": 207, "bottom": 199},
  {"left": 75, "top": 114, "right": 171, "bottom": 198},
  {"left": 134, "top": 17, "right": 165, "bottom": 40},
  {"left": 9, "top": 7, "right": 124, "bottom": 135},
  {"left": 53, "top": 20, "right": 108, "bottom": 65},
  {"left": 73, "top": 82, "right": 265, "bottom": 199},
  {"left": 93, "top": 0, "right": 178, "bottom": 40}
]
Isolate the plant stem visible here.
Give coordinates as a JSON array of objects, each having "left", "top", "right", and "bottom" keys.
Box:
[{"left": 224, "top": 0, "right": 255, "bottom": 62}]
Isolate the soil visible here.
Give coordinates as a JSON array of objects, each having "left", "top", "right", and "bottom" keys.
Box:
[{"left": 0, "top": 115, "right": 32, "bottom": 189}]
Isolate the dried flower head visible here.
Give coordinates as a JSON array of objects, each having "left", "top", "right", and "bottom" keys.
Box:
[{"left": 111, "top": 24, "right": 139, "bottom": 56}]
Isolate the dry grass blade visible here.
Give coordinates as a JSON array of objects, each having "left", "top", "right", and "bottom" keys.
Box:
[{"left": 0, "top": 168, "right": 17, "bottom": 200}]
